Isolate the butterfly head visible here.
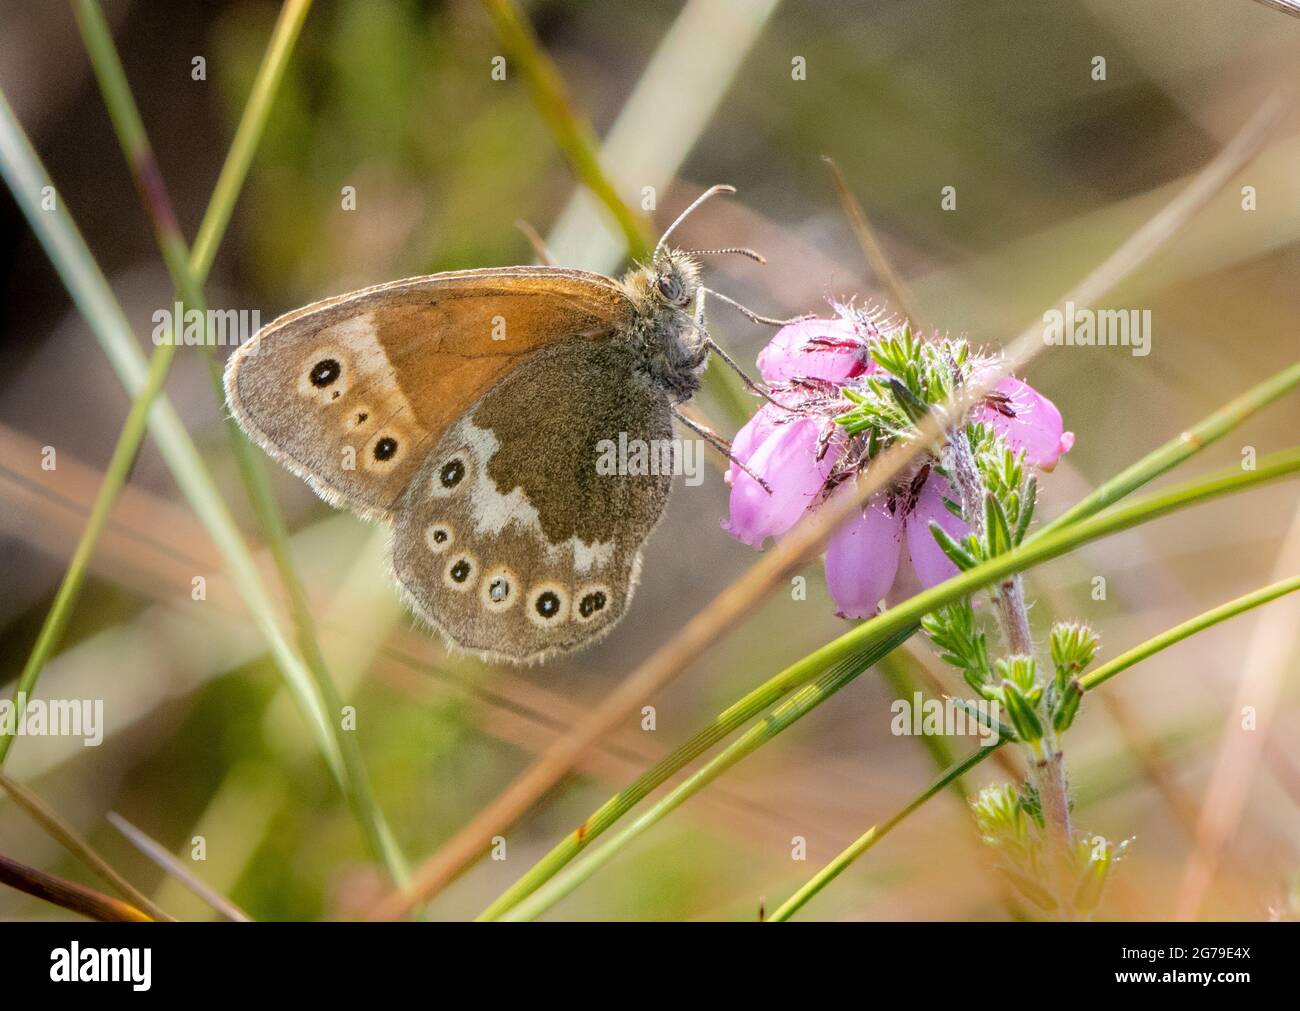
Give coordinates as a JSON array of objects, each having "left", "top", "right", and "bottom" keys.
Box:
[
  {"left": 620, "top": 185, "right": 778, "bottom": 400},
  {"left": 637, "top": 248, "right": 702, "bottom": 312},
  {"left": 651, "top": 250, "right": 701, "bottom": 309}
]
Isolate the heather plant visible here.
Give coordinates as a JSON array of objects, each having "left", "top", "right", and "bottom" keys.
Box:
[{"left": 730, "top": 311, "right": 1118, "bottom": 917}]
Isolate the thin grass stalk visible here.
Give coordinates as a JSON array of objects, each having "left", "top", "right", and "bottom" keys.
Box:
[
  {"left": 483, "top": 452, "right": 1300, "bottom": 918},
  {"left": 766, "top": 745, "right": 998, "bottom": 922},
  {"left": 1176, "top": 506, "right": 1300, "bottom": 919},
  {"left": 106, "top": 812, "right": 251, "bottom": 922},
  {"left": 500, "top": 651, "right": 897, "bottom": 920},
  {"left": 823, "top": 155, "right": 922, "bottom": 325},
  {"left": 0, "top": 774, "right": 173, "bottom": 921},
  {"left": 474, "top": 628, "right": 914, "bottom": 921},
  {"left": 0, "top": 342, "right": 175, "bottom": 765},
  {"left": 877, "top": 653, "right": 964, "bottom": 790},
  {"left": 1041, "top": 359, "right": 1300, "bottom": 535},
  {"left": 190, "top": 0, "right": 313, "bottom": 279},
  {"left": 477, "top": 0, "right": 751, "bottom": 425},
  {"left": 0, "top": 853, "right": 153, "bottom": 923},
  {"left": 476, "top": 361, "right": 1300, "bottom": 916},
  {"left": 72, "top": 0, "right": 406, "bottom": 883},
  {"left": 1079, "top": 574, "right": 1300, "bottom": 692},
  {"left": 768, "top": 574, "right": 1300, "bottom": 921},
  {"left": 478, "top": 0, "right": 653, "bottom": 259}
]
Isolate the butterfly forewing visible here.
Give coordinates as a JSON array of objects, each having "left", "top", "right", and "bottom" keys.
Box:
[
  {"left": 224, "top": 268, "right": 634, "bottom": 521},
  {"left": 391, "top": 340, "right": 673, "bottom": 663}
]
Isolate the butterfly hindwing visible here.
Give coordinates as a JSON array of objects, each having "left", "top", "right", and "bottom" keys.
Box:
[
  {"left": 224, "top": 268, "right": 634, "bottom": 521},
  {"left": 391, "top": 340, "right": 674, "bottom": 663}
]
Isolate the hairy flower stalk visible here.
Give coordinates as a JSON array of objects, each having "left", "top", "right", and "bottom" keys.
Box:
[
  {"left": 727, "top": 306, "right": 1123, "bottom": 918},
  {"left": 941, "top": 415, "right": 1075, "bottom": 908}
]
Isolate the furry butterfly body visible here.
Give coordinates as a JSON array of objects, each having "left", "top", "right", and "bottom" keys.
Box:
[{"left": 225, "top": 257, "right": 709, "bottom": 663}]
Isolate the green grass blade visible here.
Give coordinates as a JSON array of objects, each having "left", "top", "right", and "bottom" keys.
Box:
[
  {"left": 477, "top": 626, "right": 916, "bottom": 920},
  {"left": 0, "top": 339, "right": 175, "bottom": 766},
  {"left": 71, "top": 0, "right": 406, "bottom": 885},
  {"left": 767, "top": 745, "right": 997, "bottom": 922},
  {"left": 1078, "top": 573, "right": 1300, "bottom": 692},
  {"left": 190, "top": 0, "right": 313, "bottom": 281},
  {"left": 0, "top": 82, "right": 346, "bottom": 801},
  {"left": 1, "top": 1, "right": 313, "bottom": 760},
  {"left": 1040, "top": 359, "right": 1300, "bottom": 535},
  {"left": 479, "top": 0, "right": 652, "bottom": 259},
  {"left": 478, "top": 0, "right": 752, "bottom": 425},
  {"left": 499, "top": 650, "right": 902, "bottom": 921}
]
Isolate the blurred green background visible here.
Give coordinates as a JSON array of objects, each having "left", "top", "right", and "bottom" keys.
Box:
[{"left": 1, "top": 0, "right": 1298, "bottom": 921}]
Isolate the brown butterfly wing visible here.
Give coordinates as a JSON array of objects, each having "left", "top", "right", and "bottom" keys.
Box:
[
  {"left": 390, "top": 340, "right": 674, "bottom": 664},
  {"left": 224, "top": 268, "right": 634, "bottom": 521}
]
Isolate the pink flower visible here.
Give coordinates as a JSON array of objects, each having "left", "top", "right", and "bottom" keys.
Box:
[
  {"left": 973, "top": 376, "right": 1075, "bottom": 471},
  {"left": 756, "top": 316, "right": 876, "bottom": 383},
  {"left": 723, "top": 320, "right": 1074, "bottom": 619},
  {"left": 904, "top": 473, "right": 969, "bottom": 591},
  {"left": 824, "top": 471, "right": 969, "bottom": 618},
  {"left": 823, "top": 487, "right": 901, "bottom": 619},
  {"left": 723, "top": 408, "right": 839, "bottom": 548}
]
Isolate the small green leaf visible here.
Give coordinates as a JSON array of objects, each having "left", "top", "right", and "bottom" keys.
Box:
[
  {"left": 984, "top": 492, "right": 1014, "bottom": 556},
  {"left": 929, "top": 521, "right": 978, "bottom": 570},
  {"left": 1053, "top": 678, "right": 1083, "bottom": 733},
  {"left": 1000, "top": 680, "right": 1043, "bottom": 743}
]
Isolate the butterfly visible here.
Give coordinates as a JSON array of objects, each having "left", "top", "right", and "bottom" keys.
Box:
[{"left": 224, "top": 186, "right": 787, "bottom": 664}]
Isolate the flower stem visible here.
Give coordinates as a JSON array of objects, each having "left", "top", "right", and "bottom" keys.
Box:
[
  {"left": 1032, "top": 746, "right": 1076, "bottom": 918},
  {"left": 951, "top": 418, "right": 1075, "bottom": 916},
  {"left": 994, "top": 572, "right": 1076, "bottom": 917}
]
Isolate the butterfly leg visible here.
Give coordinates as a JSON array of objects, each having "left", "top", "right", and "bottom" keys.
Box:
[
  {"left": 671, "top": 405, "right": 772, "bottom": 494},
  {"left": 702, "top": 332, "right": 801, "bottom": 412}
]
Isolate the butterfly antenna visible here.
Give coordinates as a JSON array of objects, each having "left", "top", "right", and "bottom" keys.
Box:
[
  {"left": 702, "top": 287, "right": 814, "bottom": 327},
  {"left": 654, "top": 184, "right": 737, "bottom": 258},
  {"left": 684, "top": 247, "right": 768, "bottom": 265}
]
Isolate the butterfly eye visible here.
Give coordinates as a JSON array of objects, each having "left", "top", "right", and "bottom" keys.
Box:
[
  {"left": 574, "top": 584, "right": 611, "bottom": 623},
  {"left": 656, "top": 273, "right": 686, "bottom": 305},
  {"left": 526, "top": 582, "right": 570, "bottom": 627},
  {"left": 442, "top": 553, "right": 478, "bottom": 592}
]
